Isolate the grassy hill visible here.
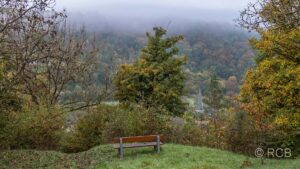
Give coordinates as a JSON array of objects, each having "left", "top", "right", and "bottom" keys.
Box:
[{"left": 0, "top": 144, "right": 299, "bottom": 169}]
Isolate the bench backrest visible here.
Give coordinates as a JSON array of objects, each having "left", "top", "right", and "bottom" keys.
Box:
[{"left": 113, "top": 135, "right": 164, "bottom": 143}]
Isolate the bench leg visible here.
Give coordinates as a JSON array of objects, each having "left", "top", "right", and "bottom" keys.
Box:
[
  {"left": 156, "top": 135, "right": 160, "bottom": 153},
  {"left": 119, "top": 138, "right": 124, "bottom": 158},
  {"left": 118, "top": 148, "right": 124, "bottom": 158}
]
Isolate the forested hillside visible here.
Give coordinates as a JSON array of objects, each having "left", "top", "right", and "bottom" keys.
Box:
[
  {"left": 94, "top": 24, "right": 254, "bottom": 96},
  {"left": 1, "top": 1, "right": 299, "bottom": 168}
]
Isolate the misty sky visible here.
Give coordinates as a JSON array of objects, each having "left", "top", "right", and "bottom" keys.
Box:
[
  {"left": 56, "top": 0, "right": 255, "bottom": 31},
  {"left": 57, "top": 0, "right": 252, "bottom": 11}
]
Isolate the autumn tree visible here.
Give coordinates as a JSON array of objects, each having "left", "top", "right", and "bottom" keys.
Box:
[
  {"left": 114, "top": 27, "right": 186, "bottom": 116},
  {"left": 0, "top": 0, "right": 103, "bottom": 108},
  {"left": 0, "top": 0, "right": 109, "bottom": 149},
  {"left": 238, "top": 0, "right": 300, "bottom": 155}
]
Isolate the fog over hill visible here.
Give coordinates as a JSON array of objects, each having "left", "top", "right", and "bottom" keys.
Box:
[{"left": 55, "top": 0, "right": 255, "bottom": 33}]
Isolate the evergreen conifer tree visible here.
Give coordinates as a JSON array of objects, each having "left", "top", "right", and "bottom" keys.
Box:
[{"left": 114, "top": 27, "right": 186, "bottom": 116}]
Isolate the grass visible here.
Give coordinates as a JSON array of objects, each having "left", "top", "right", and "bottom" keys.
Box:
[
  {"left": 0, "top": 145, "right": 115, "bottom": 169},
  {"left": 0, "top": 144, "right": 299, "bottom": 169}
]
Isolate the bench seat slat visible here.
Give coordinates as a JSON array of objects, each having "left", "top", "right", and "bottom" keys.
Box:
[
  {"left": 113, "top": 142, "right": 163, "bottom": 149},
  {"left": 113, "top": 135, "right": 164, "bottom": 143}
]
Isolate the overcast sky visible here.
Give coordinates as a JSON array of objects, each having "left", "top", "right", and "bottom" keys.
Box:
[
  {"left": 55, "top": 0, "right": 254, "bottom": 31},
  {"left": 57, "top": 0, "right": 252, "bottom": 11}
]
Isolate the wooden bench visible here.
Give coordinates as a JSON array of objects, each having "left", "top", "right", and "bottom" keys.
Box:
[{"left": 113, "top": 135, "right": 164, "bottom": 158}]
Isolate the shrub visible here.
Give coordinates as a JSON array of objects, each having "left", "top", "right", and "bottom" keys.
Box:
[
  {"left": 0, "top": 112, "right": 11, "bottom": 150},
  {"left": 226, "top": 111, "right": 258, "bottom": 155},
  {"left": 7, "top": 105, "right": 65, "bottom": 150},
  {"left": 119, "top": 104, "right": 171, "bottom": 137},
  {"left": 61, "top": 105, "right": 119, "bottom": 152},
  {"left": 168, "top": 112, "right": 228, "bottom": 149},
  {"left": 226, "top": 111, "right": 300, "bottom": 158},
  {"left": 61, "top": 104, "right": 171, "bottom": 153},
  {"left": 0, "top": 91, "right": 22, "bottom": 150}
]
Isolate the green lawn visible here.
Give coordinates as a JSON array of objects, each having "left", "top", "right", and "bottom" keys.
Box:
[{"left": 0, "top": 144, "right": 299, "bottom": 169}]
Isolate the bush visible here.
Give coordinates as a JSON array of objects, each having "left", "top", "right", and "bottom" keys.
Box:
[
  {"left": 260, "top": 129, "right": 300, "bottom": 158},
  {"left": 168, "top": 112, "right": 228, "bottom": 149},
  {"left": 61, "top": 104, "right": 171, "bottom": 153},
  {"left": 226, "top": 111, "right": 300, "bottom": 158},
  {"left": 0, "top": 91, "right": 22, "bottom": 150},
  {"left": 60, "top": 105, "right": 119, "bottom": 152},
  {"left": 226, "top": 111, "right": 258, "bottom": 155},
  {"left": 0, "top": 111, "right": 11, "bottom": 150},
  {"left": 7, "top": 105, "right": 65, "bottom": 150},
  {"left": 119, "top": 105, "right": 171, "bottom": 137}
]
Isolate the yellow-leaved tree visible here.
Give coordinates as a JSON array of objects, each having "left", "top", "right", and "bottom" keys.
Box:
[{"left": 238, "top": 0, "right": 300, "bottom": 156}]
